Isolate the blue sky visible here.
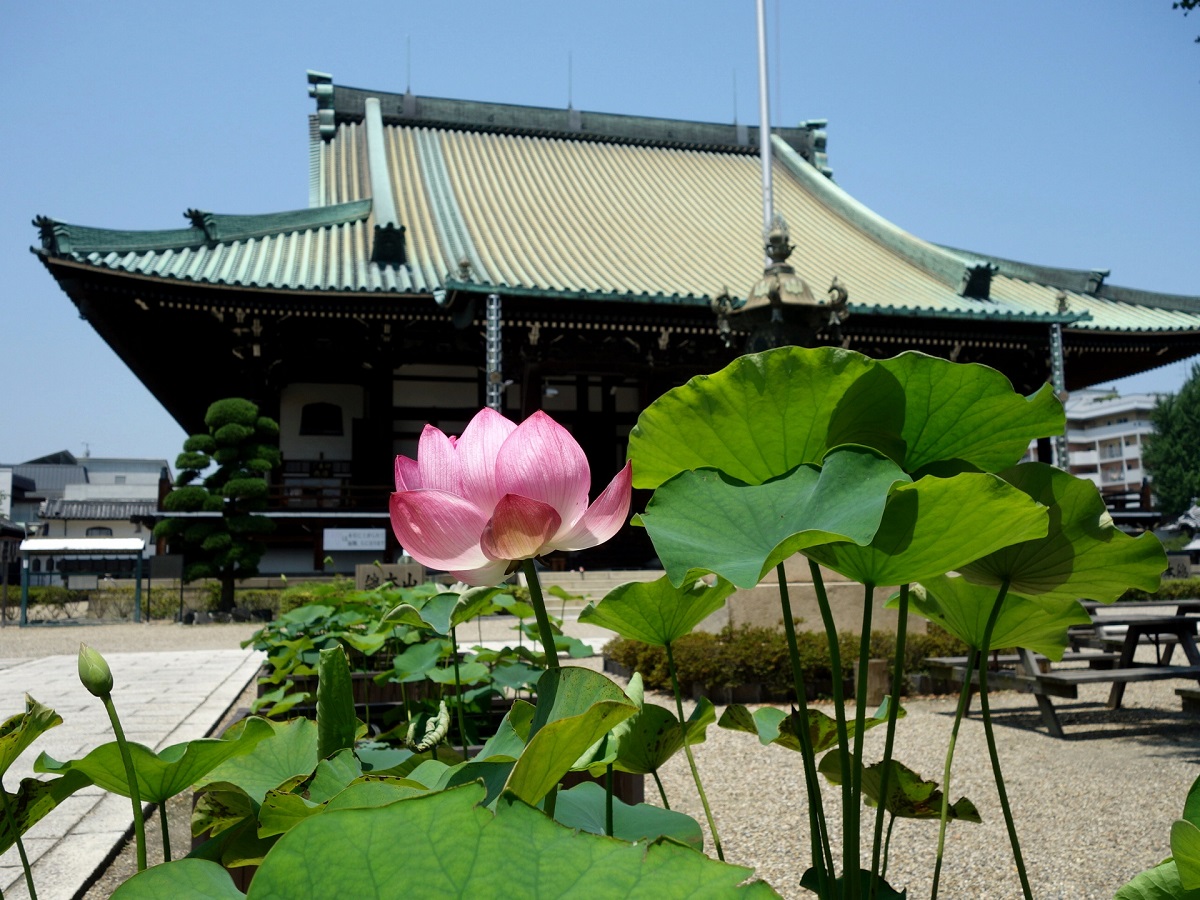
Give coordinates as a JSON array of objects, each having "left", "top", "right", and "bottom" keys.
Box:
[{"left": 2, "top": 1, "right": 1197, "bottom": 467}]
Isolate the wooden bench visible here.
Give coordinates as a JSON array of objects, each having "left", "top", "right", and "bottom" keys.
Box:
[
  {"left": 924, "top": 650, "right": 1200, "bottom": 737},
  {"left": 923, "top": 650, "right": 1120, "bottom": 695}
]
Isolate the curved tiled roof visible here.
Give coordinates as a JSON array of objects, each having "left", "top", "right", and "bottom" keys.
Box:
[{"left": 31, "top": 81, "right": 1200, "bottom": 336}]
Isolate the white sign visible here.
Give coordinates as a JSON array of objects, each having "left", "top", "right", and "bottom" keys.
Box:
[{"left": 323, "top": 528, "right": 387, "bottom": 551}]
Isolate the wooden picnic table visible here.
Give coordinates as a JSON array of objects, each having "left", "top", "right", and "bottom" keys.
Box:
[
  {"left": 924, "top": 602, "right": 1200, "bottom": 739},
  {"left": 1019, "top": 613, "right": 1200, "bottom": 737}
]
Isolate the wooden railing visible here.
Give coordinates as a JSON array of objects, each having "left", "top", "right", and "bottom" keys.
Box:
[{"left": 267, "top": 483, "right": 391, "bottom": 511}]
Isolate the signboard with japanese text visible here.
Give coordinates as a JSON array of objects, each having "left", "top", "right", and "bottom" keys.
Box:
[
  {"left": 324, "top": 528, "right": 388, "bottom": 552},
  {"left": 355, "top": 563, "right": 426, "bottom": 590}
]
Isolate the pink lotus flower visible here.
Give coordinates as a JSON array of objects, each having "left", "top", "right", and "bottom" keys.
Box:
[{"left": 390, "top": 409, "right": 633, "bottom": 585}]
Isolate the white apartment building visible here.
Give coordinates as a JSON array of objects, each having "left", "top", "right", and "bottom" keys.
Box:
[{"left": 1063, "top": 389, "right": 1158, "bottom": 494}]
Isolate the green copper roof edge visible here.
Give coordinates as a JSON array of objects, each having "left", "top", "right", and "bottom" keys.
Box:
[
  {"left": 844, "top": 302, "right": 1091, "bottom": 325},
  {"left": 442, "top": 279, "right": 716, "bottom": 308},
  {"left": 329, "top": 84, "right": 821, "bottom": 158},
  {"left": 770, "top": 135, "right": 974, "bottom": 292},
  {"left": 34, "top": 250, "right": 429, "bottom": 296},
  {"left": 935, "top": 244, "right": 1107, "bottom": 294},
  {"left": 34, "top": 200, "right": 372, "bottom": 255},
  {"left": 938, "top": 244, "right": 1200, "bottom": 312}
]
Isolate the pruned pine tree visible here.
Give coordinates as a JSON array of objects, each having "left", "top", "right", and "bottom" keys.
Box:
[{"left": 153, "top": 398, "right": 281, "bottom": 612}]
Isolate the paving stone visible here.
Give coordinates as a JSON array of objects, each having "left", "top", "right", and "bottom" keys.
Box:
[{"left": 0, "top": 645, "right": 262, "bottom": 899}]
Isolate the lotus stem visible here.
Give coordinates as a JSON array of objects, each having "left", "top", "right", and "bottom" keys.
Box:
[
  {"left": 606, "top": 764, "right": 615, "bottom": 837},
  {"left": 101, "top": 694, "right": 147, "bottom": 872},
  {"left": 652, "top": 770, "right": 670, "bottom": 809},
  {"left": 870, "top": 584, "right": 908, "bottom": 898},
  {"left": 521, "top": 559, "right": 559, "bottom": 670},
  {"left": 159, "top": 802, "right": 171, "bottom": 862},
  {"left": 664, "top": 640, "right": 724, "bottom": 861},
  {"left": 809, "top": 558, "right": 853, "bottom": 892},
  {"left": 0, "top": 779, "right": 37, "bottom": 900},
  {"left": 976, "top": 582, "right": 1033, "bottom": 900},
  {"left": 449, "top": 626, "right": 470, "bottom": 758},
  {"left": 931, "top": 648, "right": 980, "bottom": 899},
  {"left": 846, "top": 581, "right": 877, "bottom": 899},
  {"left": 776, "top": 564, "right": 834, "bottom": 892}
]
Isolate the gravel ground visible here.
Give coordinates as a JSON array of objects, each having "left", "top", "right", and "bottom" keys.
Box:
[{"left": 7, "top": 621, "right": 1196, "bottom": 899}]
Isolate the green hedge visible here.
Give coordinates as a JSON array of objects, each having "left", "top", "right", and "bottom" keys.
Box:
[
  {"left": 1120, "top": 576, "right": 1200, "bottom": 603},
  {"left": 603, "top": 624, "right": 971, "bottom": 699}
]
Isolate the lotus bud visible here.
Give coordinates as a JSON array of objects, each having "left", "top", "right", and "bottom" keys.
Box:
[{"left": 78, "top": 643, "right": 114, "bottom": 697}]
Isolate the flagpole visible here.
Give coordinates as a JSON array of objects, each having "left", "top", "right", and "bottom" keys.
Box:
[{"left": 756, "top": 0, "right": 774, "bottom": 251}]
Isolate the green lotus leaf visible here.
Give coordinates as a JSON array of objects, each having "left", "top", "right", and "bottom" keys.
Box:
[
  {"left": 898, "top": 575, "right": 1089, "bottom": 658},
  {"left": 389, "top": 640, "right": 449, "bottom": 682},
  {"left": 1175, "top": 819, "right": 1200, "bottom": 891},
  {"left": 553, "top": 781, "right": 704, "bottom": 849},
  {"left": 718, "top": 698, "right": 901, "bottom": 755},
  {"left": 627, "top": 345, "right": 885, "bottom": 489},
  {"left": 579, "top": 575, "right": 737, "bottom": 646},
  {"left": 1176, "top": 816, "right": 1200, "bottom": 897},
  {"left": 504, "top": 667, "right": 638, "bottom": 806},
  {"left": 804, "top": 472, "right": 1048, "bottom": 587},
  {"left": 1115, "top": 860, "right": 1200, "bottom": 900},
  {"left": 960, "top": 463, "right": 1168, "bottom": 602},
  {"left": 339, "top": 631, "right": 391, "bottom": 656},
  {"left": 598, "top": 695, "right": 716, "bottom": 777},
  {"left": 875, "top": 353, "right": 1064, "bottom": 477},
  {"left": 384, "top": 587, "right": 502, "bottom": 635},
  {"left": 475, "top": 700, "right": 536, "bottom": 762},
  {"left": 818, "top": 752, "right": 981, "bottom": 822},
  {"left": 636, "top": 447, "right": 910, "bottom": 588},
  {"left": 1184, "top": 774, "right": 1200, "bottom": 828},
  {"left": 426, "top": 660, "right": 491, "bottom": 685},
  {"left": 0, "top": 770, "right": 92, "bottom": 855},
  {"left": 194, "top": 718, "right": 318, "bottom": 805},
  {"left": 246, "top": 782, "right": 779, "bottom": 898},
  {"left": 258, "top": 774, "right": 430, "bottom": 837},
  {"left": 35, "top": 716, "right": 273, "bottom": 803},
  {"left": 109, "top": 858, "right": 243, "bottom": 900},
  {"left": 0, "top": 695, "right": 62, "bottom": 775}
]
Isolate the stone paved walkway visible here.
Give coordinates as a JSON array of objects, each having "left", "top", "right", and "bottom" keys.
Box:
[{"left": 0, "top": 648, "right": 264, "bottom": 900}]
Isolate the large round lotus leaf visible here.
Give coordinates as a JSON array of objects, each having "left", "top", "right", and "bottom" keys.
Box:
[
  {"left": 959, "top": 463, "right": 1167, "bottom": 602},
  {"left": 818, "top": 753, "right": 981, "bottom": 823},
  {"left": 1115, "top": 860, "right": 1200, "bottom": 900},
  {"left": 875, "top": 353, "right": 1064, "bottom": 477},
  {"left": 552, "top": 781, "right": 704, "bottom": 849},
  {"left": 803, "top": 473, "right": 1048, "bottom": 587},
  {"left": 110, "top": 858, "right": 243, "bottom": 899},
  {"left": 718, "top": 697, "right": 901, "bottom": 755},
  {"left": 194, "top": 718, "right": 318, "bottom": 805},
  {"left": 900, "top": 575, "right": 1090, "bottom": 658},
  {"left": 578, "top": 575, "right": 737, "bottom": 646},
  {"left": 504, "top": 667, "right": 638, "bottom": 806},
  {"left": 627, "top": 346, "right": 887, "bottom": 489},
  {"left": 35, "top": 716, "right": 273, "bottom": 803},
  {"left": 636, "top": 447, "right": 910, "bottom": 588},
  {"left": 1173, "top": 819, "right": 1200, "bottom": 890},
  {"left": 245, "top": 783, "right": 779, "bottom": 899},
  {"left": 602, "top": 698, "right": 716, "bottom": 776}
]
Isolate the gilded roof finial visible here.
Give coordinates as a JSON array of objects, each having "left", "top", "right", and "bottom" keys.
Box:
[{"left": 764, "top": 215, "right": 794, "bottom": 266}]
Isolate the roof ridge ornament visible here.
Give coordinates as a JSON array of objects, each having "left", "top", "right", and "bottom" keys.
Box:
[
  {"left": 184, "top": 209, "right": 218, "bottom": 242},
  {"left": 960, "top": 261, "right": 998, "bottom": 300},
  {"left": 307, "top": 70, "right": 336, "bottom": 142},
  {"left": 33, "top": 215, "right": 68, "bottom": 254}
]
